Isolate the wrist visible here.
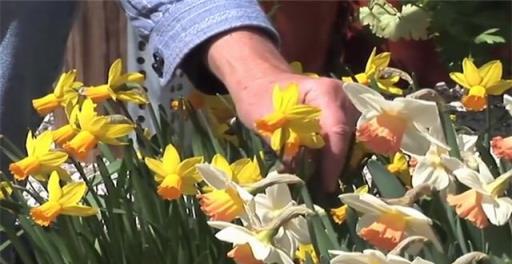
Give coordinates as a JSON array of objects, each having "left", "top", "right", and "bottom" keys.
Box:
[{"left": 206, "top": 28, "right": 292, "bottom": 94}]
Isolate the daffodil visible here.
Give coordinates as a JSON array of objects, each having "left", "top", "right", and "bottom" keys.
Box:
[
  {"left": 447, "top": 161, "right": 512, "bottom": 228},
  {"left": 255, "top": 84, "right": 324, "bottom": 157},
  {"left": 387, "top": 152, "right": 412, "bottom": 186},
  {"left": 9, "top": 131, "right": 68, "bottom": 181},
  {"left": 254, "top": 181, "right": 310, "bottom": 255},
  {"left": 0, "top": 182, "right": 13, "bottom": 200},
  {"left": 83, "top": 59, "right": 147, "bottom": 104},
  {"left": 330, "top": 185, "right": 368, "bottom": 225},
  {"left": 329, "top": 249, "right": 433, "bottom": 264},
  {"left": 63, "top": 98, "right": 134, "bottom": 160},
  {"left": 491, "top": 136, "right": 512, "bottom": 161},
  {"left": 211, "top": 154, "right": 262, "bottom": 186},
  {"left": 504, "top": 94, "right": 512, "bottom": 116},
  {"left": 30, "top": 171, "right": 98, "bottom": 226},
  {"left": 209, "top": 221, "right": 294, "bottom": 264},
  {"left": 51, "top": 105, "right": 80, "bottom": 146},
  {"left": 290, "top": 61, "right": 319, "bottom": 78},
  {"left": 342, "top": 48, "right": 403, "bottom": 95},
  {"left": 344, "top": 83, "right": 446, "bottom": 156},
  {"left": 411, "top": 144, "right": 464, "bottom": 191},
  {"left": 339, "top": 193, "right": 440, "bottom": 251},
  {"left": 144, "top": 144, "right": 203, "bottom": 200},
  {"left": 32, "top": 70, "right": 82, "bottom": 116},
  {"left": 196, "top": 163, "right": 253, "bottom": 222},
  {"left": 450, "top": 58, "right": 512, "bottom": 111}
]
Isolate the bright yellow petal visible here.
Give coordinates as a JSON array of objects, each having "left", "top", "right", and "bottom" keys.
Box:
[
  {"left": 38, "top": 151, "right": 68, "bottom": 167},
  {"left": 60, "top": 182, "right": 87, "bottom": 207},
  {"left": 108, "top": 59, "right": 122, "bottom": 85},
  {"left": 162, "top": 144, "right": 181, "bottom": 171},
  {"left": 341, "top": 76, "right": 354, "bottom": 83},
  {"left": 60, "top": 205, "right": 98, "bottom": 216},
  {"left": 211, "top": 154, "right": 232, "bottom": 179},
  {"left": 116, "top": 90, "right": 148, "bottom": 104},
  {"left": 47, "top": 172, "right": 62, "bottom": 202},
  {"left": 274, "top": 84, "right": 300, "bottom": 113},
  {"left": 83, "top": 85, "right": 112, "bottom": 103},
  {"left": 271, "top": 128, "right": 286, "bottom": 152},
  {"left": 487, "top": 80, "right": 512, "bottom": 95},
  {"left": 98, "top": 124, "right": 134, "bottom": 142},
  {"left": 479, "top": 60, "right": 502, "bottom": 87},
  {"left": 25, "top": 131, "right": 35, "bottom": 156},
  {"left": 463, "top": 58, "right": 481, "bottom": 86},
  {"left": 78, "top": 99, "right": 99, "bottom": 128},
  {"left": 231, "top": 158, "right": 261, "bottom": 186},
  {"left": 112, "top": 73, "right": 145, "bottom": 88},
  {"left": 364, "top": 47, "right": 378, "bottom": 73},
  {"left": 33, "top": 131, "right": 55, "bottom": 156},
  {"left": 177, "top": 156, "right": 203, "bottom": 180},
  {"left": 371, "top": 52, "right": 391, "bottom": 71},
  {"left": 54, "top": 70, "right": 77, "bottom": 98},
  {"left": 449, "top": 72, "right": 470, "bottom": 89},
  {"left": 288, "top": 118, "right": 322, "bottom": 135},
  {"left": 32, "top": 94, "right": 60, "bottom": 116},
  {"left": 145, "top": 157, "right": 168, "bottom": 177},
  {"left": 286, "top": 105, "right": 321, "bottom": 120},
  {"left": 297, "top": 132, "right": 325, "bottom": 149}
]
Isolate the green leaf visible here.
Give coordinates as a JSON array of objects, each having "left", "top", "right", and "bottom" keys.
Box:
[{"left": 367, "top": 160, "right": 406, "bottom": 198}]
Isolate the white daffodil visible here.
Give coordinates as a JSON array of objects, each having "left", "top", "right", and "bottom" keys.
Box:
[
  {"left": 339, "top": 193, "right": 441, "bottom": 251},
  {"left": 343, "top": 83, "right": 446, "bottom": 156},
  {"left": 447, "top": 159, "right": 512, "bottom": 228},
  {"left": 412, "top": 144, "right": 464, "bottom": 191},
  {"left": 329, "top": 249, "right": 433, "bottom": 264},
  {"left": 209, "top": 221, "right": 294, "bottom": 264},
  {"left": 196, "top": 164, "right": 253, "bottom": 222},
  {"left": 457, "top": 134, "right": 479, "bottom": 169},
  {"left": 504, "top": 94, "right": 512, "bottom": 116},
  {"left": 254, "top": 175, "right": 310, "bottom": 255}
]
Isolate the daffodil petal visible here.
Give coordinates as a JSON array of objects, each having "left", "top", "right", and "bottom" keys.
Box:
[
  {"left": 479, "top": 60, "right": 502, "bottom": 88},
  {"left": 60, "top": 205, "right": 98, "bottom": 216},
  {"left": 145, "top": 158, "right": 168, "bottom": 177},
  {"left": 481, "top": 196, "right": 512, "bottom": 226},
  {"left": 60, "top": 182, "right": 87, "bottom": 207},
  {"left": 196, "top": 164, "right": 228, "bottom": 189},
  {"left": 449, "top": 72, "right": 470, "bottom": 88},
  {"left": 38, "top": 151, "right": 68, "bottom": 167},
  {"left": 462, "top": 58, "right": 482, "bottom": 86},
  {"left": 47, "top": 172, "right": 62, "bottom": 202}
]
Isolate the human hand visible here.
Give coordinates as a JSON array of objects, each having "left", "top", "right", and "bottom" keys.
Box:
[{"left": 206, "top": 29, "right": 358, "bottom": 192}]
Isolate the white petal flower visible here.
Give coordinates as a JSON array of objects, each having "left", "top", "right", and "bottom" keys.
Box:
[
  {"left": 209, "top": 221, "right": 294, "bottom": 264},
  {"left": 344, "top": 83, "right": 446, "bottom": 156},
  {"left": 329, "top": 249, "right": 433, "bottom": 264},
  {"left": 339, "top": 193, "right": 441, "bottom": 251}
]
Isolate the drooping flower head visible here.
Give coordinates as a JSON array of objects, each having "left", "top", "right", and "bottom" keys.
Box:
[
  {"left": 32, "top": 70, "right": 82, "bottom": 116},
  {"left": 63, "top": 98, "right": 134, "bottom": 160},
  {"left": 344, "top": 83, "right": 445, "bottom": 156},
  {"left": 30, "top": 171, "right": 98, "bottom": 226},
  {"left": 450, "top": 58, "right": 512, "bottom": 111},
  {"left": 342, "top": 48, "right": 403, "bottom": 95},
  {"left": 447, "top": 160, "right": 512, "bottom": 229},
  {"left": 339, "top": 193, "right": 441, "bottom": 251},
  {"left": 83, "top": 59, "right": 147, "bottom": 104},
  {"left": 255, "top": 84, "right": 324, "bottom": 157},
  {"left": 144, "top": 144, "right": 203, "bottom": 200},
  {"left": 9, "top": 131, "right": 68, "bottom": 181}
]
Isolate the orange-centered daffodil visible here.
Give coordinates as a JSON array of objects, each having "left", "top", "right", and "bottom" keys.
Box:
[
  {"left": 63, "top": 98, "right": 134, "bottom": 160},
  {"left": 144, "top": 144, "right": 203, "bottom": 200},
  {"left": 30, "top": 171, "right": 97, "bottom": 226},
  {"left": 211, "top": 154, "right": 262, "bottom": 186},
  {"left": 83, "top": 58, "right": 147, "bottom": 104},
  {"left": 32, "top": 70, "right": 82, "bottom": 116},
  {"left": 450, "top": 58, "right": 512, "bottom": 111},
  {"left": 9, "top": 131, "right": 68, "bottom": 181},
  {"left": 255, "top": 84, "right": 324, "bottom": 157}
]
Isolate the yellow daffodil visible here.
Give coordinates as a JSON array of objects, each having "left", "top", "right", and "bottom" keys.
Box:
[
  {"left": 330, "top": 185, "right": 368, "bottom": 225},
  {"left": 295, "top": 244, "right": 318, "bottom": 264},
  {"left": 339, "top": 193, "right": 441, "bottom": 251},
  {"left": 63, "top": 99, "right": 134, "bottom": 161},
  {"left": 387, "top": 152, "right": 412, "bottom": 186},
  {"left": 0, "top": 182, "right": 13, "bottom": 200},
  {"left": 492, "top": 136, "right": 512, "bottom": 161},
  {"left": 344, "top": 83, "right": 446, "bottom": 156},
  {"left": 450, "top": 58, "right": 512, "bottom": 111},
  {"left": 342, "top": 48, "right": 403, "bottom": 95},
  {"left": 290, "top": 61, "right": 319, "bottom": 78},
  {"left": 447, "top": 161, "right": 512, "bottom": 228},
  {"left": 144, "top": 144, "right": 203, "bottom": 200},
  {"left": 83, "top": 59, "right": 147, "bottom": 104},
  {"left": 32, "top": 70, "right": 82, "bottom": 116},
  {"left": 211, "top": 154, "right": 262, "bottom": 186},
  {"left": 51, "top": 105, "right": 80, "bottom": 146},
  {"left": 9, "top": 131, "right": 68, "bottom": 181},
  {"left": 30, "top": 171, "right": 97, "bottom": 226},
  {"left": 256, "top": 84, "right": 324, "bottom": 157}
]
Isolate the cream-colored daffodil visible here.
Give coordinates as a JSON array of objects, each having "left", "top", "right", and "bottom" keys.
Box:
[
  {"left": 63, "top": 98, "right": 134, "bottom": 160},
  {"left": 343, "top": 83, "right": 446, "bottom": 156},
  {"left": 83, "top": 59, "right": 147, "bottom": 104},
  {"left": 32, "top": 70, "right": 82, "bottom": 116},
  {"left": 9, "top": 131, "right": 68, "bottom": 181},
  {"left": 211, "top": 154, "right": 262, "bottom": 186},
  {"left": 209, "top": 221, "right": 294, "bottom": 264},
  {"left": 329, "top": 249, "right": 433, "bottom": 264},
  {"left": 144, "top": 144, "right": 203, "bottom": 200},
  {"left": 30, "top": 171, "right": 97, "bottom": 226},
  {"left": 342, "top": 48, "right": 403, "bottom": 95},
  {"left": 450, "top": 58, "right": 512, "bottom": 111},
  {"left": 256, "top": 84, "right": 324, "bottom": 157},
  {"left": 447, "top": 160, "right": 512, "bottom": 228},
  {"left": 411, "top": 144, "right": 464, "bottom": 191},
  {"left": 339, "top": 193, "right": 441, "bottom": 251},
  {"left": 196, "top": 163, "right": 253, "bottom": 222}
]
